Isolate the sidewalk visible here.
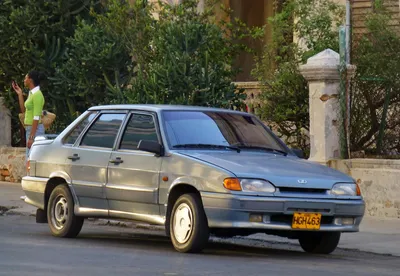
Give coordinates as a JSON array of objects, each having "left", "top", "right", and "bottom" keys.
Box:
[
  {"left": 0, "top": 181, "right": 36, "bottom": 216},
  {"left": 1, "top": 181, "right": 400, "bottom": 256}
]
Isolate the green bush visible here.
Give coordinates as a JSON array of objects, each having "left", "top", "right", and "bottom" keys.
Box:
[
  {"left": 350, "top": 1, "right": 400, "bottom": 155},
  {"left": 128, "top": 0, "right": 247, "bottom": 108},
  {"left": 95, "top": 0, "right": 256, "bottom": 109},
  {"left": 51, "top": 20, "right": 133, "bottom": 115},
  {"left": 1, "top": 0, "right": 257, "bottom": 145},
  {"left": 0, "top": 0, "right": 102, "bottom": 145},
  {"left": 252, "top": 0, "right": 344, "bottom": 155}
]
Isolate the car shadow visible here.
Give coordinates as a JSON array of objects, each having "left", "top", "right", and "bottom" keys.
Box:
[{"left": 68, "top": 229, "right": 340, "bottom": 261}]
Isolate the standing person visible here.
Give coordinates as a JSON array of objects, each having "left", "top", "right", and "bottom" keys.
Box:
[{"left": 12, "top": 71, "right": 45, "bottom": 161}]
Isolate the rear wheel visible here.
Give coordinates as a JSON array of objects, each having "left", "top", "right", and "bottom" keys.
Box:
[
  {"left": 170, "top": 193, "right": 209, "bottom": 253},
  {"left": 298, "top": 232, "right": 341, "bottom": 254},
  {"left": 47, "top": 185, "right": 84, "bottom": 238}
]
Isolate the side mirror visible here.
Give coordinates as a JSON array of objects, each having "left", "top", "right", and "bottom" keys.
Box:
[
  {"left": 292, "top": 148, "right": 305, "bottom": 159},
  {"left": 137, "top": 140, "right": 164, "bottom": 156}
]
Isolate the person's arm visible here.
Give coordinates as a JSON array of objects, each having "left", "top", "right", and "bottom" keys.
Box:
[
  {"left": 28, "top": 119, "right": 39, "bottom": 146},
  {"left": 12, "top": 81, "right": 25, "bottom": 113}
]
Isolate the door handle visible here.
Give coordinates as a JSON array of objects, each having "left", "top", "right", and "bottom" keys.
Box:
[
  {"left": 67, "top": 153, "right": 80, "bottom": 161},
  {"left": 109, "top": 157, "right": 123, "bottom": 164}
]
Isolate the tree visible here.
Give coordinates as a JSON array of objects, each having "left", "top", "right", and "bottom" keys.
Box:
[
  {"left": 350, "top": 0, "right": 400, "bottom": 155},
  {"left": 96, "top": 0, "right": 258, "bottom": 108},
  {"left": 252, "top": 0, "right": 344, "bottom": 155},
  {"left": 51, "top": 20, "right": 133, "bottom": 117},
  {"left": 1, "top": 0, "right": 258, "bottom": 145},
  {"left": 0, "top": 0, "right": 102, "bottom": 145}
]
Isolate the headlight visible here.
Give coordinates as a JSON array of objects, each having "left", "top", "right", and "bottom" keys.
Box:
[
  {"left": 331, "top": 183, "right": 361, "bottom": 196},
  {"left": 223, "top": 178, "right": 276, "bottom": 193}
]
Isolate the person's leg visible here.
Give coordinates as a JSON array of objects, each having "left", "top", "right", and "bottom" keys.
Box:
[
  {"left": 36, "top": 124, "right": 45, "bottom": 136},
  {"left": 25, "top": 126, "right": 31, "bottom": 162}
]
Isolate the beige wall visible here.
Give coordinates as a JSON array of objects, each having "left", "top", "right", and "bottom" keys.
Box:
[
  {"left": 0, "top": 98, "right": 11, "bottom": 147},
  {"left": 1, "top": 145, "right": 399, "bottom": 219},
  {"left": 329, "top": 159, "right": 400, "bottom": 219},
  {"left": 0, "top": 147, "right": 25, "bottom": 183}
]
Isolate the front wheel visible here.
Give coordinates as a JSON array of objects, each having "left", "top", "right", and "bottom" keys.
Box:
[
  {"left": 298, "top": 232, "right": 341, "bottom": 254},
  {"left": 47, "top": 185, "right": 84, "bottom": 238},
  {"left": 170, "top": 193, "right": 209, "bottom": 253}
]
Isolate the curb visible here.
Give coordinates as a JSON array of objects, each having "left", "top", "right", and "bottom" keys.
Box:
[
  {"left": 91, "top": 218, "right": 165, "bottom": 231},
  {"left": 0, "top": 205, "right": 35, "bottom": 217}
]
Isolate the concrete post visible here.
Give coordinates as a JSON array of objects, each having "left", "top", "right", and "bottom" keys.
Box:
[
  {"left": 299, "top": 49, "right": 355, "bottom": 164},
  {"left": 0, "top": 97, "right": 11, "bottom": 147}
]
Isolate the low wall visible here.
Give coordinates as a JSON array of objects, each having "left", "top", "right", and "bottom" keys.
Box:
[
  {"left": 0, "top": 97, "right": 11, "bottom": 147},
  {"left": 329, "top": 159, "right": 400, "bottom": 219},
  {"left": 0, "top": 147, "right": 25, "bottom": 182},
  {"left": 0, "top": 147, "right": 399, "bottom": 218}
]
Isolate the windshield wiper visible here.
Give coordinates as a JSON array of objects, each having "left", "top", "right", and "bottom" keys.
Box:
[
  {"left": 173, "top": 144, "right": 241, "bottom": 153},
  {"left": 233, "top": 144, "right": 287, "bottom": 156}
]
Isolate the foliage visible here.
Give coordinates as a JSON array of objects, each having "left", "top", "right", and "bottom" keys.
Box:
[
  {"left": 51, "top": 20, "right": 133, "bottom": 116},
  {"left": 0, "top": 0, "right": 102, "bottom": 146},
  {"left": 252, "top": 0, "right": 344, "bottom": 154},
  {"left": 86, "top": 0, "right": 259, "bottom": 108},
  {"left": 127, "top": 0, "right": 245, "bottom": 108},
  {"left": 1, "top": 0, "right": 257, "bottom": 146},
  {"left": 350, "top": 0, "right": 400, "bottom": 154}
]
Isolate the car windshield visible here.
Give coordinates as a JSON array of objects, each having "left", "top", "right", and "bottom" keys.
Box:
[{"left": 162, "top": 111, "right": 287, "bottom": 154}]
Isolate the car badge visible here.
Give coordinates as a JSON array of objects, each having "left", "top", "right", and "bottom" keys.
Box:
[{"left": 297, "top": 179, "right": 307, "bottom": 184}]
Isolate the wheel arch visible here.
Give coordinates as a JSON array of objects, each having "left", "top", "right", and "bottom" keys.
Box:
[
  {"left": 165, "top": 183, "right": 205, "bottom": 235},
  {"left": 45, "top": 172, "right": 74, "bottom": 210}
]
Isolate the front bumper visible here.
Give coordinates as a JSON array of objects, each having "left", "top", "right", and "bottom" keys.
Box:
[
  {"left": 201, "top": 192, "right": 365, "bottom": 232},
  {"left": 21, "top": 176, "right": 48, "bottom": 210}
]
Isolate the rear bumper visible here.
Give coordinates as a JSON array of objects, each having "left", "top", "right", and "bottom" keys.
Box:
[
  {"left": 21, "top": 176, "right": 48, "bottom": 210},
  {"left": 201, "top": 192, "right": 365, "bottom": 232}
]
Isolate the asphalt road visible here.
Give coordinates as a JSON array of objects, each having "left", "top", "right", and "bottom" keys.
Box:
[{"left": 0, "top": 215, "right": 399, "bottom": 276}]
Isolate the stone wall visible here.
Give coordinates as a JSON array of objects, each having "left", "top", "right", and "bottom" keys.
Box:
[
  {"left": 0, "top": 97, "right": 11, "bottom": 147},
  {"left": 0, "top": 147, "right": 25, "bottom": 183},
  {"left": 0, "top": 146, "right": 399, "bottom": 219},
  {"left": 329, "top": 159, "right": 400, "bottom": 219}
]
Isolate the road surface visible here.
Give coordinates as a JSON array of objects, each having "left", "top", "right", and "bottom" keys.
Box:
[{"left": 0, "top": 215, "right": 399, "bottom": 276}]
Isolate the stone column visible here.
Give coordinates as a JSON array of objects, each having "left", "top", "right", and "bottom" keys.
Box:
[
  {"left": 0, "top": 97, "right": 11, "bottom": 147},
  {"left": 299, "top": 49, "right": 355, "bottom": 164}
]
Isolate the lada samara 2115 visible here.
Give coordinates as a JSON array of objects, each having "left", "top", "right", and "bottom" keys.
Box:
[{"left": 21, "top": 105, "right": 365, "bottom": 253}]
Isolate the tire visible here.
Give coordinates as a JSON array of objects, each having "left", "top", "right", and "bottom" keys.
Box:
[
  {"left": 47, "top": 185, "right": 84, "bottom": 238},
  {"left": 298, "top": 232, "right": 341, "bottom": 254},
  {"left": 170, "top": 193, "right": 209, "bottom": 253}
]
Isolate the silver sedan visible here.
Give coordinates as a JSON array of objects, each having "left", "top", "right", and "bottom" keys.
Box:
[{"left": 22, "top": 104, "right": 365, "bottom": 254}]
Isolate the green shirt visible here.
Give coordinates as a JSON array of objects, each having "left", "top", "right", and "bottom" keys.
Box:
[{"left": 24, "top": 88, "right": 45, "bottom": 125}]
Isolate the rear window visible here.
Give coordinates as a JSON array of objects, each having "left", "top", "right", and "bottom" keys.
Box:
[
  {"left": 80, "top": 113, "right": 125, "bottom": 148},
  {"left": 63, "top": 112, "right": 98, "bottom": 145}
]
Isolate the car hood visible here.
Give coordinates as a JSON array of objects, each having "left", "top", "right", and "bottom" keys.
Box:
[{"left": 178, "top": 151, "right": 354, "bottom": 189}]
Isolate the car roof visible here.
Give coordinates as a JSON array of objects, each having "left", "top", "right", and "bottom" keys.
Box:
[{"left": 88, "top": 104, "right": 250, "bottom": 115}]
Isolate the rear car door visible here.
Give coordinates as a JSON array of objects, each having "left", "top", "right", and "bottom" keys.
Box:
[
  {"left": 106, "top": 112, "right": 163, "bottom": 217},
  {"left": 64, "top": 112, "right": 126, "bottom": 211}
]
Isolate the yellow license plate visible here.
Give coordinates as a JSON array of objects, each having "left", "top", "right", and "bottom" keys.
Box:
[{"left": 292, "top": 213, "right": 321, "bottom": 230}]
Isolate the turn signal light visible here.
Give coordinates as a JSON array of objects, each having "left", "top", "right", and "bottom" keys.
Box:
[
  {"left": 223, "top": 178, "right": 242, "bottom": 191},
  {"left": 249, "top": 214, "right": 263, "bottom": 222},
  {"left": 356, "top": 183, "right": 361, "bottom": 196},
  {"left": 26, "top": 160, "right": 30, "bottom": 175}
]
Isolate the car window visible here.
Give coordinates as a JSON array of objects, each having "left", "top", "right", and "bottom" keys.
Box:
[
  {"left": 63, "top": 112, "right": 98, "bottom": 145},
  {"left": 164, "top": 112, "right": 228, "bottom": 146},
  {"left": 119, "top": 113, "right": 158, "bottom": 150},
  {"left": 80, "top": 113, "right": 125, "bottom": 148},
  {"left": 163, "top": 111, "right": 285, "bottom": 151}
]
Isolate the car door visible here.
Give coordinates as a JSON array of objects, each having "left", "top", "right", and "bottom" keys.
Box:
[
  {"left": 106, "top": 112, "right": 163, "bottom": 217},
  {"left": 65, "top": 112, "right": 127, "bottom": 211}
]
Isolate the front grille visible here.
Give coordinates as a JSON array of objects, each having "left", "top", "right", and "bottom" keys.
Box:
[
  {"left": 271, "top": 215, "right": 333, "bottom": 225},
  {"left": 278, "top": 187, "right": 328, "bottom": 194}
]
